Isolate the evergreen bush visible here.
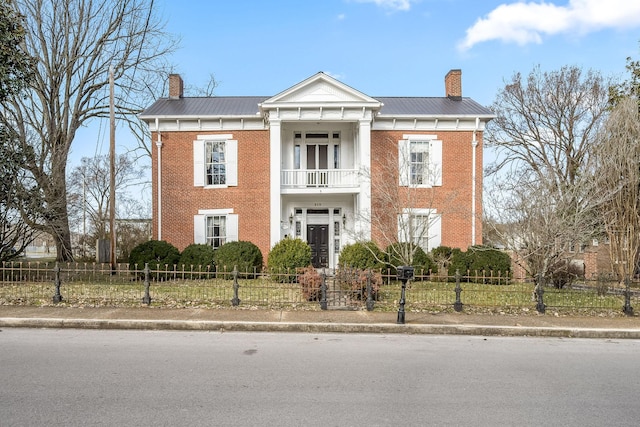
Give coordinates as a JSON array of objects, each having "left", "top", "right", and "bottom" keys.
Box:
[
  {"left": 214, "top": 240, "right": 263, "bottom": 277},
  {"left": 178, "top": 244, "right": 215, "bottom": 277},
  {"left": 338, "top": 241, "right": 385, "bottom": 271},
  {"left": 128, "top": 240, "right": 181, "bottom": 279},
  {"left": 384, "top": 242, "right": 436, "bottom": 278},
  {"left": 267, "top": 237, "right": 312, "bottom": 282}
]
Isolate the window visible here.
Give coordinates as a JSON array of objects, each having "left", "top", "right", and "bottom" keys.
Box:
[
  {"left": 205, "top": 141, "right": 226, "bottom": 185},
  {"left": 398, "top": 136, "right": 442, "bottom": 187},
  {"left": 193, "top": 136, "right": 238, "bottom": 187},
  {"left": 193, "top": 210, "right": 238, "bottom": 247},
  {"left": 410, "top": 141, "right": 429, "bottom": 185},
  {"left": 398, "top": 209, "right": 441, "bottom": 251},
  {"left": 206, "top": 215, "right": 226, "bottom": 248}
]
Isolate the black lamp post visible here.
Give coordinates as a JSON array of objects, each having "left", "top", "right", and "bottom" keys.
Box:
[{"left": 396, "top": 266, "right": 414, "bottom": 324}]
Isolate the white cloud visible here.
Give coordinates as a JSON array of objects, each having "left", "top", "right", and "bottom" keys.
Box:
[
  {"left": 352, "top": 0, "right": 417, "bottom": 12},
  {"left": 337, "top": 13, "right": 346, "bottom": 20},
  {"left": 458, "top": 0, "right": 640, "bottom": 51},
  {"left": 326, "top": 71, "right": 347, "bottom": 81}
]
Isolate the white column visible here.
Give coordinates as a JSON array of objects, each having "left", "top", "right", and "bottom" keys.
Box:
[
  {"left": 155, "top": 118, "right": 163, "bottom": 240},
  {"left": 357, "top": 118, "right": 372, "bottom": 240},
  {"left": 471, "top": 117, "right": 480, "bottom": 246},
  {"left": 269, "top": 118, "right": 282, "bottom": 248}
]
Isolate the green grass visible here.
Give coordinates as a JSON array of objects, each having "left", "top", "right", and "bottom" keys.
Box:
[{"left": 0, "top": 275, "right": 636, "bottom": 315}]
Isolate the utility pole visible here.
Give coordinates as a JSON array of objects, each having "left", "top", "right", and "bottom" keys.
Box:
[{"left": 109, "top": 65, "right": 117, "bottom": 272}]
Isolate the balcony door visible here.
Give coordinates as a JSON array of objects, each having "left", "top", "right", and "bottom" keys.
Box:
[{"left": 306, "top": 134, "right": 329, "bottom": 186}]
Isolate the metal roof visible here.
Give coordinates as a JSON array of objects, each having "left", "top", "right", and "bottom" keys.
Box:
[
  {"left": 376, "top": 97, "right": 493, "bottom": 117},
  {"left": 140, "top": 96, "right": 268, "bottom": 118},
  {"left": 140, "top": 95, "right": 493, "bottom": 119}
]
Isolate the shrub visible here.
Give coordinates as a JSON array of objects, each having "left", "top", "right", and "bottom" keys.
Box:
[
  {"left": 338, "top": 241, "right": 385, "bottom": 271},
  {"left": 335, "top": 266, "right": 382, "bottom": 301},
  {"left": 431, "top": 246, "right": 457, "bottom": 280},
  {"left": 213, "top": 240, "right": 263, "bottom": 276},
  {"left": 384, "top": 243, "right": 436, "bottom": 278},
  {"left": 448, "top": 246, "right": 511, "bottom": 284},
  {"left": 129, "top": 240, "right": 181, "bottom": 279},
  {"left": 548, "top": 260, "right": 584, "bottom": 289},
  {"left": 177, "top": 244, "right": 215, "bottom": 277},
  {"left": 297, "top": 266, "right": 323, "bottom": 301},
  {"left": 267, "top": 237, "right": 312, "bottom": 282}
]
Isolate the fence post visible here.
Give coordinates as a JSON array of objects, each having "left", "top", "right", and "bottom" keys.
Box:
[
  {"left": 366, "top": 269, "right": 374, "bottom": 311},
  {"left": 52, "top": 262, "right": 63, "bottom": 303},
  {"left": 142, "top": 263, "right": 152, "bottom": 305},
  {"left": 623, "top": 276, "right": 634, "bottom": 316},
  {"left": 535, "top": 274, "right": 546, "bottom": 314},
  {"left": 231, "top": 266, "right": 241, "bottom": 306},
  {"left": 453, "top": 269, "right": 463, "bottom": 312},
  {"left": 320, "top": 270, "right": 328, "bottom": 310}
]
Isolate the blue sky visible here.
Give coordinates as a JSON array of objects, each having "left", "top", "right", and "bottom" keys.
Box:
[
  {"left": 72, "top": 0, "right": 640, "bottom": 165},
  {"left": 161, "top": 0, "right": 640, "bottom": 104}
]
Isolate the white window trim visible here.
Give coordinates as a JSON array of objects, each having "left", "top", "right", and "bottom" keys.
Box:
[
  {"left": 399, "top": 135, "right": 442, "bottom": 188},
  {"left": 398, "top": 208, "right": 442, "bottom": 252},
  {"left": 194, "top": 209, "right": 238, "bottom": 247},
  {"left": 193, "top": 135, "right": 237, "bottom": 188}
]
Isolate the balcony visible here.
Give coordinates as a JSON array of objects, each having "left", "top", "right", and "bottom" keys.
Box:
[{"left": 281, "top": 169, "right": 360, "bottom": 193}]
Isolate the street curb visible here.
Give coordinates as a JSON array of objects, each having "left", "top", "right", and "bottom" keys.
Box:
[{"left": 2, "top": 317, "right": 640, "bottom": 339}]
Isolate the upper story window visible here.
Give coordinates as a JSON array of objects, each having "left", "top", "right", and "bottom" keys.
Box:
[
  {"left": 193, "top": 135, "right": 238, "bottom": 188},
  {"left": 205, "top": 141, "right": 226, "bottom": 185},
  {"left": 410, "top": 141, "right": 430, "bottom": 185},
  {"left": 398, "top": 135, "right": 442, "bottom": 187}
]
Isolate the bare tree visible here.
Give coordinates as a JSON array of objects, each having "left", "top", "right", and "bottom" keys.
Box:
[
  {"left": 67, "top": 153, "right": 146, "bottom": 258},
  {"left": 592, "top": 97, "right": 640, "bottom": 281},
  {"left": 0, "top": 0, "right": 176, "bottom": 261},
  {"left": 354, "top": 137, "right": 455, "bottom": 267},
  {"left": 128, "top": 72, "right": 219, "bottom": 160},
  {"left": 485, "top": 169, "right": 601, "bottom": 282},
  {"left": 485, "top": 65, "right": 611, "bottom": 280}
]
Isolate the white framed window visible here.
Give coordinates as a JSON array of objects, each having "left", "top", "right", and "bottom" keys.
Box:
[
  {"left": 398, "top": 208, "right": 441, "bottom": 252},
  {"left": 193, "top": 135, "right": 238, "bottom": 187},
  {"left": 398, "top": 135, "right": 442, "bottom": 187},
  {"left": 194, "top": 209, "right": 238, "bottom": 248}
]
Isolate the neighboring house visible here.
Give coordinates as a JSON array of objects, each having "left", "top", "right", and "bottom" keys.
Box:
[{"left": 140, "top": 70, "right": 495, "bottom": 269}]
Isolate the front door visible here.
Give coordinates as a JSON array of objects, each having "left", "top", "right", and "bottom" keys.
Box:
[{"left": 307, "top": 224, "right": 329, "bottom": 268}]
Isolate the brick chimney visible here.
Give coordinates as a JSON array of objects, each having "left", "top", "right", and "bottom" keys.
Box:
[
  {"left": 169, "top": 74, "right": 183, "bottom": 99},
  {"left": 445, "top": 69, "right": 462, "bottom": 100}
]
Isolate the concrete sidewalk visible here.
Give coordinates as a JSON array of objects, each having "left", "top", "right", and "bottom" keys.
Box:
[{"left": 1, "top": 305, "right": 639, "bottom": 338}]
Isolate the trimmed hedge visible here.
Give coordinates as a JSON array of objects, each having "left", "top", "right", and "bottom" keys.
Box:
[
  {"left": 385, "top": 242, "right": 436, "bottom": 277},
  {"left": 178, "top": 244, "right": 215, "bottom": 275},
  {"left": 338, "top": 241, "right": 385, "bottom": 271},
  {"left": 128, "top": 240, "right": 181, "bottom": 278},
  {"left": 267, "top": 237, "right": 312, "bottom": 282},
  {"left": 214, "top": 240, "right": 263, "bottom": 274}
]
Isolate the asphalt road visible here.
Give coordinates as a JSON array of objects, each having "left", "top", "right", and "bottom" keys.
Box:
[{"left": 1, "top": 329, "right": 639, "bottom": 426}]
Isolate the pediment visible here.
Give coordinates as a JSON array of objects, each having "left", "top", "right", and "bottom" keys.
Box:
[{"left": 262, "top": 72, "right": 380, "bottom": 106}]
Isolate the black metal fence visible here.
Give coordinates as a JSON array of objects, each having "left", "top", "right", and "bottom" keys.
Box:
[{"left": 0, "top": 261, "right": 637, "bottom": 316}]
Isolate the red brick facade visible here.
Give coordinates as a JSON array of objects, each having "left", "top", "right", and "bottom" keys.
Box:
[
  {"left": 143, "top": 71, "right": 494, "bottom": 268},
  {"left": 370, "top": 130, "right": 483, "bottom": 250},
  {"left": 152, "top": 130, "right": 271, "bottom": 254}
]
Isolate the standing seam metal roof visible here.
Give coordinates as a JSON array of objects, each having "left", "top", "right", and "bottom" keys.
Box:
[{"left": 140, "top": 96, "right": 493, "bottom": 118}]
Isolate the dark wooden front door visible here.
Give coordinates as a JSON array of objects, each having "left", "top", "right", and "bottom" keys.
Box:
[{"left": 307, "top": 224, "right": 329, "bottom": 268}]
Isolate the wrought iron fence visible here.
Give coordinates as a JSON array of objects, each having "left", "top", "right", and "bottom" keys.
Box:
[{"left": 0, "top": 262, "right": 637, "bottom": 315}]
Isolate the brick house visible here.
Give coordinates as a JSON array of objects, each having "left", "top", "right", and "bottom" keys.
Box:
[{"left": 140, "top": 70, "right": 494, "bottom": 269}]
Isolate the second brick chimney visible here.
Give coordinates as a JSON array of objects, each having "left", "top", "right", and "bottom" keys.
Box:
[
  {"left": 169, "top": 74, "right": 184, "bottom": 99},
  {"left": 445, "top": 69, "right": 462, "bottom": 100}
]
